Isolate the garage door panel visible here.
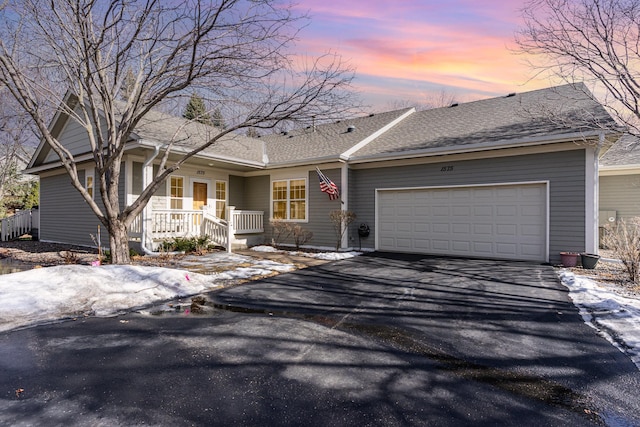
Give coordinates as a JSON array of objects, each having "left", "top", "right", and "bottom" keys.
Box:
[
  {"left": 432, "top": 206, "right": 450, "bottom": 216},
  {"left": 473, "top": 224, "right": 493, "bottom": 234},
  {"left": 452, "top": 223, "right": 471, "bottom": 233},
  {"left": 496, "top": 243, "right": 518, "bottom": 255},
  {"left": 521, "top": 244, "right": 544, "bottom": 256},
  {"left": 377, "top": 184, "right": 547, "bottom": 262},
  {"left": 496, "top": 205, "right": 518, "bottom": 216},
  {"left": 415, "top": 223, "right": 430, "bottom": 233},
  {"left": 452, "top": 240, "right": 471, "bottom": 251},
  {"left": 452, "top": 206, "right": 471, "bottom": 216}
]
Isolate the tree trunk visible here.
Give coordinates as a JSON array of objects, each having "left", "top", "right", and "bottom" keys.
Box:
[{"left": 108, "top": 219, "right": 131, "bottom": 264}]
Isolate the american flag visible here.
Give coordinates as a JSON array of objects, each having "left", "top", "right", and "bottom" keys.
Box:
[{"left": 316, "top": 167, "right": 340, "bottom": 200}]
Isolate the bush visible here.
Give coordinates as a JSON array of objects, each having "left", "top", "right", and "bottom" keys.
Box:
[
  {"left": 329, "top": 210, "right": 356, "bottom": 251},
  {"left": 269, "top": 220, "right": 312, "bottom": 249},
  {"left": 292, "top": 224, "right": 313, "bottom": 249},
  {"left": 270, "top": 220, "right": 293, "bottom": 247},
  {"left": 160, "top": 236, "right": 212, "bottom": 254},
  {"left": 602, "top": 217, "right": 640, "bottom": 283}
]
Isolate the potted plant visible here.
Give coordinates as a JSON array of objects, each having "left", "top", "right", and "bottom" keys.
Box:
[
  {"left": 560, "top": 252, "right": 580, "bottom": 267},
  {"left": 581, "top": 253, "right": 600, "bottom": 269}
]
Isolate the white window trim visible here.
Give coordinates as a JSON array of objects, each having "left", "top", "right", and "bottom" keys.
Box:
[
  {"left": 214, "top": 179, "right": 228, "bottom": 217},
  {"left": 167, "top": 175, "right": 186, "bottom": 210},
  {"left": 84, "top": 167, "right": 95, "bottom": 200},
  {"left": 270, "top": 177, "right": 308, "bottom": 222}
]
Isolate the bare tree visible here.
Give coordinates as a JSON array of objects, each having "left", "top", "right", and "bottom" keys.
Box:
[
  {"left": 516, "top": 0, "right": 640, "bottom": 133},
  {"left": 0, "top": 0, "right": 356, "bottom": 263},
  {"left": 386, "top": 89, "right": 460, "bottom": 112}
]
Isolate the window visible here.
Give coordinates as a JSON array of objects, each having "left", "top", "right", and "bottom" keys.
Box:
[
  {"left": 85, "top": 169, "right": 94, "bottom": 199},
  {"left": 215, "top": 180, "right": 227, "bottom": 219},
  {"left": 170, "top": 176, "right": 184, "bottom": 209},
  {"left": 272, "top": 178, "right": 306, "bottom": 220}
]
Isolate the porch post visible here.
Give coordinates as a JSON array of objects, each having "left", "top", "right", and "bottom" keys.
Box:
[
  {"left": 227, "top": 206, "right": 235, "bottom": 254},
  {"left": 340, "top": 163, "right": 349, "bottom": 250},
  {"left": 141, "top": 148, "right": 159, "bottom": 252}
]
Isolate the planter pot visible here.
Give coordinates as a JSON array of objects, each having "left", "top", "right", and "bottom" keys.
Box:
[
  {"left": 560, "top": 252, "right": 580, "bottom": 267},
  {"left": 581, "top": 253, "right": 600, "bottom": 269}
]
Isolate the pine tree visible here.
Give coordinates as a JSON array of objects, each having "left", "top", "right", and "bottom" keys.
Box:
[
  {"left": 183, "top": 93, "right": 212, "bottom": 125},
  {"left": 211, "top": 107, "right": 226, "bottom": 129}
]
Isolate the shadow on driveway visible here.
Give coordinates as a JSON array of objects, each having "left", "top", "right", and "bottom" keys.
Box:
[{"left": 1, "top": 252, "right": 638, "bottom": 426}]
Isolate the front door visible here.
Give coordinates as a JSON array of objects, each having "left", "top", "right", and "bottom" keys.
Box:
[{"left": 193, "top": 182, "right": 208, "bottom": 211}]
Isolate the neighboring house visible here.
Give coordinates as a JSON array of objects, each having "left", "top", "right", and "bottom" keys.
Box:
[
  {"left": 24, "top": 83, "right": 619, "bottom": 263},
  {"left": 1, "top": 148, "right": 36, "bottom": 183},
  {"left": 599, "top": 134, "right": 640, "bottom": 227}
]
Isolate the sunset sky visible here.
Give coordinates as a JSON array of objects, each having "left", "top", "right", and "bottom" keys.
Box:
[{"left": 292, "top": 0, "right": 552, "bottom": 111}]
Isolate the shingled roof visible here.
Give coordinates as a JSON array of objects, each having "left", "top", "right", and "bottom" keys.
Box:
[
  {"left": 600, "top": 134, "right": 640, "bottom": 168},
  {"left": 96, "top": 83, "right": 623, "bottom": 167},
  {"left": 130, "top": 105, "right": 265, "bottom": 165},
  {"left": 259, "top": 108, "right": 414, "bottom": 165},
  {"left": 28, "top": 83, "right": 619, "bottom": 173},
  {"left": 348, "top": 83, "right": 617, "bottom": 161}
]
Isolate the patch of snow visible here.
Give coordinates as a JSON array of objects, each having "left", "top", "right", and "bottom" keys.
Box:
[
  {"left": 0, "top": 251, "right": 297, "bottom": 333},
  {"left": 559, "top": 270, "right": 640, "bottom": 369},
  {"left": 0, "top": 265, "right": 217, "bottom": 332},
  {"left": 251, "top": 245, "right": 281, "bottom": 253}
]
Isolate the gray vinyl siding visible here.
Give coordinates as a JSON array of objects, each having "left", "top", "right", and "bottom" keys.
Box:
[
  {"left": 600, "top": 174, "right": 640, "bottom": 219},
  {"left": 40, "top": 164, "right": 128, "bottom": 249},
  {"left": 228, "top": 175, "right": 245, "bottom": 208},
  {"left": 132, "top": 162, "right": 143, "bottom": 197},
  {"left": 151, "top": 165, "right": 167, "bottom": 210},
  {"left": 235, "top": 172, "right": 341, "bottom": 249},
  {"left": 235, "top": 175, "right": 270, "bottom": 244},
  {"left": 40, "top": 172, "right": 107, "bottom": 248},
  {"left": 306, "top": 169, "right": 342, "bottom": 249},
  {"left": 44, "top": 114, "right": 92, "bottom": 163},
  {"left": 350, "top": 149, "right": 587, "bottom": 263}
]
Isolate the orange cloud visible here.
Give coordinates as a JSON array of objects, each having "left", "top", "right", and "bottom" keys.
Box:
[{"left": 292, "top": 0, "right": 552, "bottom": 106}]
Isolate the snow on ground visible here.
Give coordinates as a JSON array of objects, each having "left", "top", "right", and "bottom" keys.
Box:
[
  {"left": 559, "top": 270, "right": 640, "bottom": 369},
  {"left": 251, "top": 245, "right": 362, "bottom": 260},
  {"left": 0, "top": 252, "right": 296, "bottom": 333}
]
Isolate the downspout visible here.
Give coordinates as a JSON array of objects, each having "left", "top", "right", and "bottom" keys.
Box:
[
  {"left": 141, "top": 145, "right": 160, "bottom": 256},
  {"left": 586, "top": 132, "right": 604, "bottom": 254}
]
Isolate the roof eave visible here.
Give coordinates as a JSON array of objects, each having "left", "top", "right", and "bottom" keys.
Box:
[
  {"left": 132, "top": 140, "right": 266, "bottom": 169},
  {"left": 347, "top": 130, "right": 613, "bottom": 164}
]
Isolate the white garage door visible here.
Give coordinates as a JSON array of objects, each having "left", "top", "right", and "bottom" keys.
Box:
[{"left": 377, "top": 183, "right": 547, "bottom": 262}]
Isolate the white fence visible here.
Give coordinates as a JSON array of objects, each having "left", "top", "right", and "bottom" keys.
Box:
[{"left": 1, "top": 208, "right": 39, "bottom": 241}]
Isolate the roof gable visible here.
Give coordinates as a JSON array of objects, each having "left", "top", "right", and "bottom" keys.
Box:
[{"left": 259, "top": 108, "right": 414, "bottom": 165}]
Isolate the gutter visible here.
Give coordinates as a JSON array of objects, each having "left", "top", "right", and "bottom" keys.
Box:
[{"left": 346, "top": 130, "right": 615, "bottom": 164}]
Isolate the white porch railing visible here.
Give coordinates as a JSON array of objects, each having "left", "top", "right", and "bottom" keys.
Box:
[
  {"left": 128, "top": 207, "right": 264, "bottom": 252},
  {"left": 232, "top": 210, "right": 264, "bottom": 233},
  {"left": 150, "top": 209, "right": 203, "bottom": 240},
  {"left": 1, "top": 208, "right": 39, "bottom": 241},
  {"left": 201, "top": 207, "right": 230, "bottom": 250}
]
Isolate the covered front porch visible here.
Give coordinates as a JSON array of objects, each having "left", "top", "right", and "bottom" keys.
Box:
[{"left": 128, "top": 206, "right": 265, "bottom": 252}]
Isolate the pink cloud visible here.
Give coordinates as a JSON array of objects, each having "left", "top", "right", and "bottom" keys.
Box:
[{"left": 290, "top": 0, "right": 549, "bottom": 106}]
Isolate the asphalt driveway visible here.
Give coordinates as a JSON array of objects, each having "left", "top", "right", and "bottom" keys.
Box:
[{"left": 1, "top": 253, "right": 639, "bottom": 426}]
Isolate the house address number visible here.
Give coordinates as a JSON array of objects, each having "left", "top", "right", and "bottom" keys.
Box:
[
  {"left": 196, "top": 170, "right": 206, "bottom": 175},
  {"left": 440, "top": 166, "right": 454, "bottom": 172}
]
